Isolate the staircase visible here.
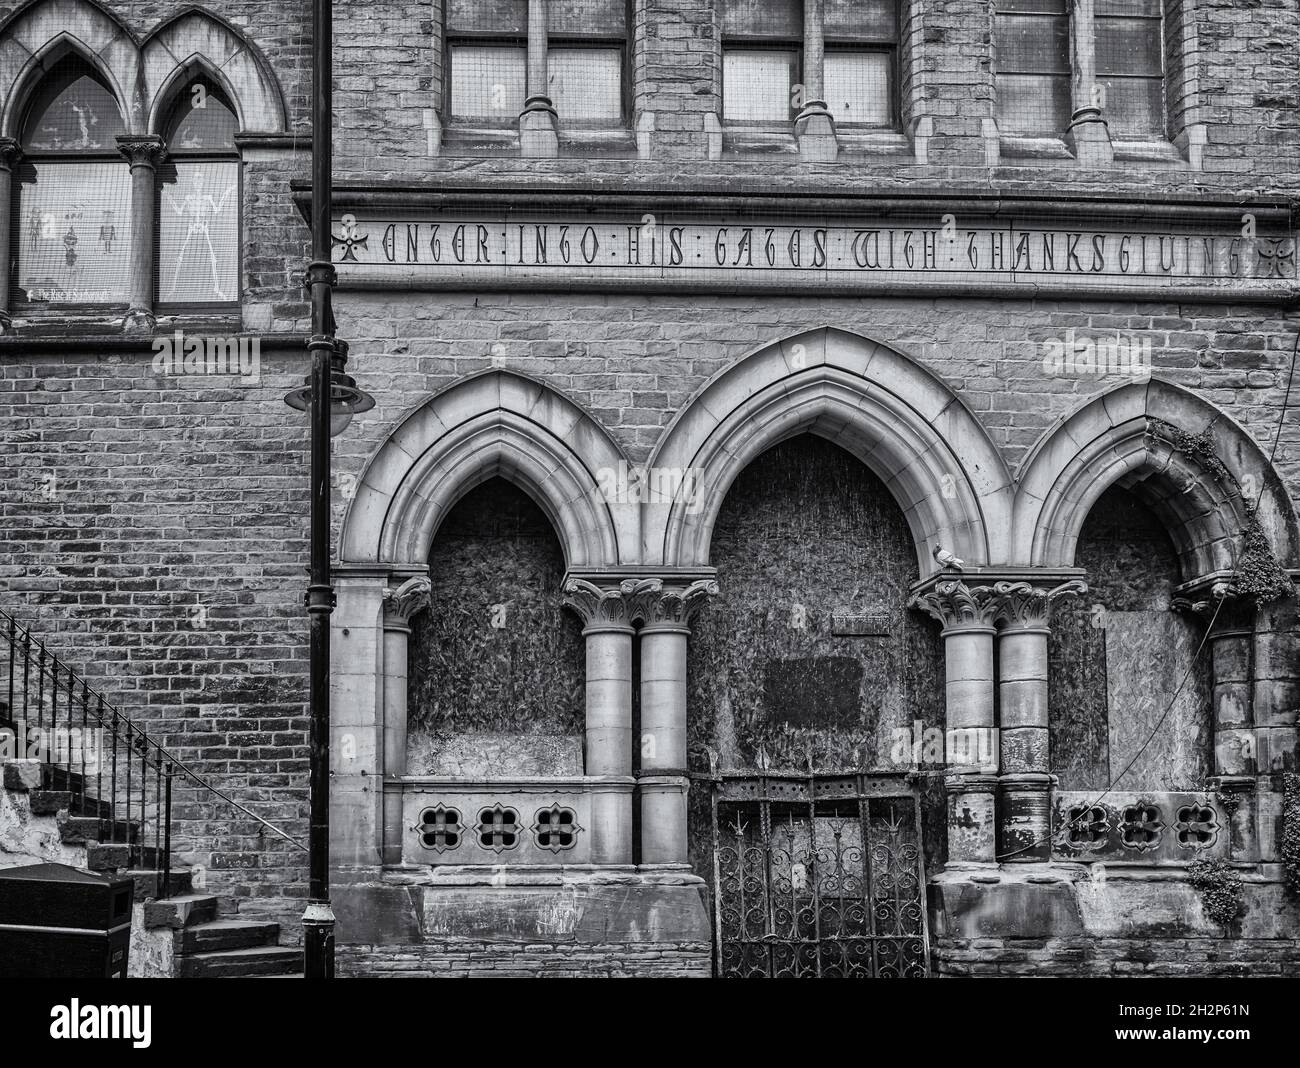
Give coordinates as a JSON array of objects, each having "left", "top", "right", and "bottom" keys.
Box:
[{"left": 1, "top": 608, "right": 305, "bottom": 978}]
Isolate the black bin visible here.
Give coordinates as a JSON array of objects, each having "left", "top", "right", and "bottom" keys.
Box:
[{"left": 0, "top": 862, "right": 134, "bottom": 978}]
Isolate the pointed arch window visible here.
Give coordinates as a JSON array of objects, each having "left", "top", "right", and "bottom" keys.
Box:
[
  {"left": 14, "top": 54, "right": 132, "bottom": 306},
  {"left": 156, "top": 74, "right": 240, "bottom": 307}
]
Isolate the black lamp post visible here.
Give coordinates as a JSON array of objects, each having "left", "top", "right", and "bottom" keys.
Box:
[{"left": 283, "top": 0, "right": 374, "bottom": 980}]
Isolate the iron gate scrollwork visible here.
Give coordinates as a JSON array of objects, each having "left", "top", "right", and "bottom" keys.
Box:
[{"left": 708, "top": 759, "right": 929, "bottom": 977}]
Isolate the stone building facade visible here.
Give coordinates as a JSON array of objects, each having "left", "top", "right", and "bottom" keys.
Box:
[{"left": 0, "top": 0, "right": 1299, "bottom": 977}]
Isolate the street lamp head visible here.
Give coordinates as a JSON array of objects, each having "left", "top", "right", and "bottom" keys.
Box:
[{"left": 284, "top": 338, "right": 375, "bottom": 437}]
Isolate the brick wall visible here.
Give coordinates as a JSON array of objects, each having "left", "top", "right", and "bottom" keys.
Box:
[
  {"left": 0, "top": 343, "right": 313, "bottom": 936},
  {"left": 337, "top": 940, "right": 712, "bottom": 977},
  {"left": 933, "top": 937, "right": 1300, "bottom": 977}
]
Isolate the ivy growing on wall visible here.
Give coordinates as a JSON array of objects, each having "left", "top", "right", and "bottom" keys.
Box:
[
  {"left": 1148, "top": 419, "right": 1292, "bottom": 605},
  {"left": 1284, "top": 773, "right": 1300, "bottom": 898},
  {"left": 1187, "top": 857, "right": 1244, "bottom": 931}
]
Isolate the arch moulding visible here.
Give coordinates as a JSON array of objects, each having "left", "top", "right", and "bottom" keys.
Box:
[
  {"left": 643, "top": 327, "right": 1013, "bottom": 576},
  {"left": 340, "top": 369, "right": 637, "bottom": 572},
  {"left": 1013, "top": 377, "right": 1300, "bottom": 580}
]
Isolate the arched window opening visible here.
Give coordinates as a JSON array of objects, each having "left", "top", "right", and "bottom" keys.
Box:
[
  {"left": 156, "top": 74, "right": 240, "bottom": 307},
  {"left": 1048, "top": 485, "right": 1212, "bottom": 792},
  {"left": 406, "top": 477, "right": 585, "bottom": 776},
  {"left": 15, "top": 55, "right": 131, "bottom": 306}
]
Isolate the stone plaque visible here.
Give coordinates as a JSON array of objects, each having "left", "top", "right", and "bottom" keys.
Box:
[
  {"left": 331, "top": 211, "right": 1297, "bottom": 299},
  {"left": 831, "top": 611, "right": 892, "bottom": 637}
]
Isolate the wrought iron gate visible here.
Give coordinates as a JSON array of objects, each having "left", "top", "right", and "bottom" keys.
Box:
[{"left": 708, "top": 763, "right": 929, "bottom": 978}]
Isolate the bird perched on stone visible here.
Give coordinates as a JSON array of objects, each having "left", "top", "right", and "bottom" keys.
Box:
[{"left": 933, "top": 545, "right": 965, "bottom": 571}]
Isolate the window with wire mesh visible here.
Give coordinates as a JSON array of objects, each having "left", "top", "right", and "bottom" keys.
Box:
[
  {"left": 994, "top": 0, "right": 1165, "bottom": 141},
  {"left": 993, "top": 0, "right": 1071, "bottom": 138},
  {"left": 1095, "top": 0, "right": 1164, "bottom": 140},
  {"left": 16, "top": 54, "right": 131, "bottom": 306},
  {"left": 445, "top": 0, "right": 627, "bottom": 128},
  {"left": 721, "top": 0, "right": 898, "bottom": 128},
  {"left": 156, "top": 75, "right": 240, "bottom": 307}
]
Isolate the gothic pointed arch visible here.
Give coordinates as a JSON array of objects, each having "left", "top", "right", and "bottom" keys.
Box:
[
  {"left": 141, "top": 9, "right": 286, "bottom": 133},
  {"left": 644, "top": 327, "right": 1013, "bottom": 574},
  {"left": 341, "top": 370, "right": 637, "bottom": 570},
  {"left": 0, "top": 0, "right": 141, "bottom": 136},
  {"left": 1013, "top": 377, "right": 1300, "bottom": 582}
]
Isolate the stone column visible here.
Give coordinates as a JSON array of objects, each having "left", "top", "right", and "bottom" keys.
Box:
[
  {"left": 795, "top": 0, "right": 838, "bottom": 161},
  {"left": 115, "top": 135, "right": 166, "bottom": 333},
  {"left": 380, "top": 576, "right": 431, "bottom": 865},
  {"left": 1065, "top": 0, "right": 1113, "bottom": 165},
  {"left": 992, "top": 580, "right": 1085, "bottom": 862},
  {"left": 1175, "top": 583, "right": 1260, "bottom": 862},
  {"left": 910, "top": 580, "right": 1000, "bottom": 866},
  {"left": 0, "top": 137, "right": 20, "bottom": 333},
  {"left": 1252, "top": 591, "right": 1299, "bottom": 873},
  {"left": 330, "top": 569, "right": 389, "bottom": 872},
  {"left": 633, "top": 580, "right": 717, "bottom": 867},
  {"left": 519, "top": 0, "right": 559, "bottom": 157},
  {"left": 563, "top": 578, "right": 658, "bottom": 865}
]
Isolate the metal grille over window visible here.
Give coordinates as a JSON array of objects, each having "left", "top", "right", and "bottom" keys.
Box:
[
  {"left": 721, "top": 0, "right": 897, "bottom": 128},
  {"left": 994, "top": 0, "right": 1071, "bottom": 138},
  {"left": 995, "top": 0, "right": 1165, "bottom": 142},
  {"left": 475, "top": 804, "right": 521, "bottom": 851},
  {"left": 1094, "top": 0, "right": 1164, "bottom": 139},
  {"left": 416, "top": 805, "right": 465, "bottom": 853},
  {"left": 532, "top": 804, "right": 581, "bottom": 852},
  {"left": 16, "top": 55, "right": 131, "bottom": 306},
  {"left": 157, "top": 76, "right": 239, "bottom": 306},
  {"left": 446, "top": 0, "right": 626, "bottom": 128}
]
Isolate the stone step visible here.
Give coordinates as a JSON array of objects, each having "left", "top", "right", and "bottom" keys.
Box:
[
  {"left": 179, "top": 946, "right": 303, "bottom": 979},
  {"left": 142, "top": 893, "right": 219, "bottom": 930},
  {"left": 1, "top": 759, "right": 42, "bottom": 792},
  {"left": 28, "top": 789, "right": 71, "bottom": 815},
  {"left": 86, "top": 841, "right": 164, "bottom": 871},
  {"left": 58, "top": 814, "right": 140, "bottom": 845},
  {"left": 181, "top": 920, "right": 281, "bottom": 954},
  {"left": 122, "top": 868, "right": 192, "bottom": 902}
]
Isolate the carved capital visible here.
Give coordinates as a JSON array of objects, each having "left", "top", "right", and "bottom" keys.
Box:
[
  {"left": 909, "top": 580, "right": 1001, "bottom": 630},
  {"left": 1171, "top": 579, "right": 1238, "bottom": 625},
  {"left": 634, "top": 579, "right": 719, "bottom": 628},
  {"left": 991, "top": 579, "right": 1087, "bottom": 629},
  {"left": 0, "top": 137, "right": 21, "bottom": 171},
  {"left": 382, "top": 576, "right": 431, "bottom": 626},
  {"left": 563, "top": 577, "right": 660, "bottom": 630},
  {"left": 116, "top": 134, "right": 167, "bottom": 169}
]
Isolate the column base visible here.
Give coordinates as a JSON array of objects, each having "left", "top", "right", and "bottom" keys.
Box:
[
  {"left": 794, "top": 104, "right": 838, "bottom": 162},
  {"left": 122, "top": 306, "right": 156, "bottom": 334},
  {"left": 946, "top": 773, "right": 999, "bottom": 865},
  {"left": 1065, "top": 107, "right": 1114, "bottom": 166},
  {"left": 998, "top": 772, "right": 1055, "bottom": 863},
  {"left": 519, "top": 100, "right": 559, "bottom": 158}
]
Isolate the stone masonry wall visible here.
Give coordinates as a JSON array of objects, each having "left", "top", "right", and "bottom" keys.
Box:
[
  {"left": 337, "top": 940, "right": 712, "bottom": 977},
  {"left": 933, "top": 937, "right": 1300, "bottom": 977}
]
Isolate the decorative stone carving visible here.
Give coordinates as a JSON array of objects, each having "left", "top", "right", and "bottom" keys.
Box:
[
  {"left": 1119, "top": 800, "right": 1164, "bottom": 852},
  {"left": 116, "top": 134, "right": 167, "bottom": 170},
  {"left": 382, "top": 575, "right": 431, "bottom": 626},
  {"left": 0, "top": 137, "right": 21, "bottom": 171},
  {"left": 562, "top": 577, "right": 661, "bottom": 628},
  {"left": 1174, "top": 801, "right": 1220, "bottom": 849},
  {"left": 992, "top": 579, "right": 1088, "bottom": 628},
  {"left": 633, "top": 579, "right": 719, "bottom": 628},
  {"left": 909, "top": 580, "right": 1001, "bottom": 629},
  {"left": 1171, "top": 580, "right": 1236, "bottom": 624}
]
